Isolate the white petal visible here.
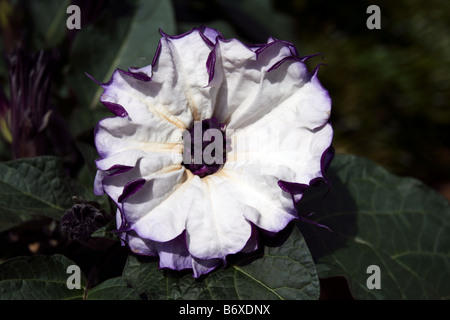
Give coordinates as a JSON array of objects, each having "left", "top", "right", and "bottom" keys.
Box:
[
  {"left": 123, "top": 231, "right": 157, "bottom": 256},
  {"left": 228, "top": 123, "right": 333, "bottom": 183},
  {"left": 101, "top": 68, "right": 190, "bottom": 130},
  {"left": 95, "top": 111, "right": 183, "bottom": 159},
  {"left": 122, "top": 169, "right": 254, "bottom": 257},
  {"left": 222, "top": 120, "right": 333, "bottom": 231},
  {"left": 211, "top": 39, "right": 311, "bottom": 130},
  {"left": 216, "top": 168, "right": 296, "bottom": 232},
  {"left": 122, "top": 230, "right": 193, "bottom": 271},
  {"left": 185, "top": 174, "right": 252, "bottom": 260},
  {"left": 191, "top": 258, "right": 222, "bottom": 278},
  {"left": 100, "top": 152, "right": 183, "bottom": 205},
  {"left": 121, "top": 166, "right": 189, "bottom": 242},
  {"left": 151, "top": 30, "right": 219, "bottom": 123},
  {"left": 122, "top": 229, "right": 221, "bottom": 277},
  {"left": 128, "top": 65, "right": 152, "bottom": 78},
  {"left": 95, "top": 149, "right": 147, "bottom": 171}
]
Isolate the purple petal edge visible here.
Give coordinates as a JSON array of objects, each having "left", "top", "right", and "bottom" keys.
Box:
[
  {"left": 85, "top": 72, "right": 102, "bottom": 85},
  {"left": 297, "top": 214, "right": 332, "bottom": 232},
  {"left": 115, "top": 207, "right": 130, "bottom": 233},
  {"left": 114, "top": 222, "right": 261, "bottom": 277},
  {"left": 267, "top": 53, "right": 325, "bottom": 73},
  {"left": 198, "top": 25, "right": 225, "bottom": 44},
  {"left": 97, "top": 67, "right": 157, "bottom": 117},
  {"left": 101, "top": 101, "right": 128, "bottom": 118},
  {"left": 106, "top": 164, "right": 134, "bottom": 177},
  {"left": 122, "top": 68, "right": 152, "bottom": 82},
  {"left": 204, "top": 35, "right": 318, "bottom": 86},
  {"left": 278, "top": 144, "right": 335, "bottom": 201},
  {"left": 278, "top": 145, "right": 335, "bottom": 230},
  {"left": 157, "top": 26, "right": 224, "bottom": 87},
  {"left": 267, "top": 56, "right": 302, "bottom": 73},
  {"left": 254, "top": 38, "right": 296, "bottom": 56},
  {"left": 206, "top": 47, "right": 217, "bottom": 84},
  {"left": 159, "top": 26, "right": 223, "bottom": 44},
  {"left": 118, "top": 178, "right": 146, "bottom": 203}
]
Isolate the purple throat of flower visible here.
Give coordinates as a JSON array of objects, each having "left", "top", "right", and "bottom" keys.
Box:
[{"left": 182, "top": 118, "right": 227, "bottom": 178}]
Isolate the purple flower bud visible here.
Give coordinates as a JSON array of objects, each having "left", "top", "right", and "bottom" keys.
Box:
[
  {"left": 60, "top": 200, "right": 112, "bottom": 241},
  {"left": 5, "top": 48, "right": 59, "bottom": 158}
]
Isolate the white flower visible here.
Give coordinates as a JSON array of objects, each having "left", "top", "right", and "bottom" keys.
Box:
[{"left": 93, "top": 26, "right": 333, "bottom": 277}]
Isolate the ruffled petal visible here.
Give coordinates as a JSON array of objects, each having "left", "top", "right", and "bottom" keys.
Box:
[
  {"left": 99, "top": 152, "right": 183, "bottom": 206},
  {"left": 121, "top": 227, "right": 221, "bottom": 278},
  {"left": 150, "top": 28, "right": 221, "bottom": 124},
  {"left": 94, "top": 112, "right": 183, "bottom": 159},
  {"left": 185, "top": 174, "right": 253, "bottom": 260},
  {"left": 120, "top": 167, "right": 189, "bottom": 242},
  {"left": 222, "top": 104, "right": 333, "bottom": 232},
  {"left": 95, "top": 149, "right": 147, "bottom": 172},
  {"left": 211, "top": 38, "right": 316, "bottom": 130},
  {"left": 198, "top": 26, "right": 224, "bottom": 45},
  {"left": 227, "top": 122, "right": 333, "bottom": 186},
  {"left": 215, "top": 167, "right": 296, "bottom": 232}
]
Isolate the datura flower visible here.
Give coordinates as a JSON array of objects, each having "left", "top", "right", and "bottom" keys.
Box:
[{"left": 93, "top": 26, "right": 334, "bottom": 277}]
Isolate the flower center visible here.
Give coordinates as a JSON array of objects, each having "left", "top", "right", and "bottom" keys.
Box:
[{"left": 182, "top": 118, "right": 227, "bottom": 178}]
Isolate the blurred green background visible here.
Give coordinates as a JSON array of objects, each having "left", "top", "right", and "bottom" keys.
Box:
[{"left": 0, "top": 0, "right": 449, "bottom": 197}]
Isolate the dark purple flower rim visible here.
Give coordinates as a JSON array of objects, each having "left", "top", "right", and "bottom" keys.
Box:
[
  {"left": 93, "top": 25, "right": 334, "bottom": 255},
  {"left": 278, "top": 144, "right": 335, "bottom": 231},
  {"left": 89, "top": 26, "right": 327, "bottom": 120}
]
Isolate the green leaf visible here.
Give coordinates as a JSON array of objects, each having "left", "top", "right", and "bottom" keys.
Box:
[
  {"left": 73, "top": 140, "right": 116, "bottom": 215},
  {"left": 122, "top": 227, "right": 319, "bottom": 300},
  {"left": 68, "top": 0, "right": 176, "bottom": 109},
  {"left": 91, "top": 220, "right": 118, "bottom": 241},
  {"left": 0, "top": 156, "right": 79, "bottom": 232},
  {"left": 297, "top": 154, "right": 450, "bottom": 299},
  {"left": 0, "top": 254, "right": 86, "bottom": 300},
  {"left": 85, "top": 277, "right": 140, "bottom": 300},
  {"left": 0, "top": 254, "right": 140, "bottom": 300},
  {"left": 75, "top": 141, "right": 99, "bottom": 177}
]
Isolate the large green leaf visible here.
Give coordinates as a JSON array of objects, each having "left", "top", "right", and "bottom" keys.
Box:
[
  {"left": 84, "top": 276, "right": 140, "bottom": 300},
  {"left": 67, "top": 0, "right": 176, "bottom": 109},
  {"left": 296, "top": 154, "right": 450, "bottom": 299},
  {"left": 122, "top": 227, "right": 319, "bottom": 300},
  {"left": 0, "top": 156, "right": 80, "bottom": 232},
  {"left": 0, "top": 254, "right": 139, "bottom": 300},
  {"left": 0, "top": 254, "right": 86, "bottom": 300}
]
